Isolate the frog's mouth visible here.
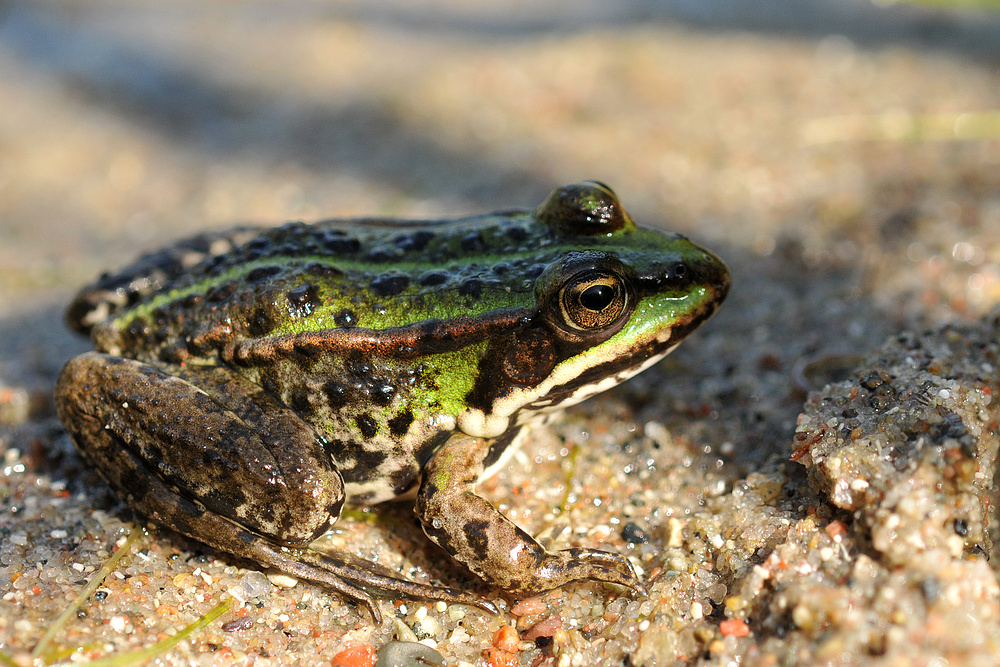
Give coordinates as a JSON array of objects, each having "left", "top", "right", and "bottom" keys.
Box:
[
  {"left": 525, "top": 287, "right": 727, "bottom": 413},
  {"left": 537, "top": 244, "right": 731, "bottom": 406},
  {"left": 456, "top": 282, "right": 727, "bottom": 440}
]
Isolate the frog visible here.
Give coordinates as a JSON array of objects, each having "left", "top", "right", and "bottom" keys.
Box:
[{"left": 55, "top": 182, "right": 730, "bottom": 622}]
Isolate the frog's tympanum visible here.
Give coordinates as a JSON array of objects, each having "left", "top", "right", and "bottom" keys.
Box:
[{"left": 56, "top": 183, "right": 730, "bottom": 621}]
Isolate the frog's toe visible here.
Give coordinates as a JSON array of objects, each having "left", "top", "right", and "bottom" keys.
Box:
[
  {"left": 294, "top": 547, "right": 499, "bottom": 615},
  {"left": 508, "top": 547, "right": 645, "bottom": 597},
  {"left": 559, "top": 547, "right": 648, "bottom": 595}
]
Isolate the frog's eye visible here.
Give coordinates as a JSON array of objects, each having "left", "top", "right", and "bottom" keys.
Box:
[{"left": 560, "top": 270, "right": 627, "bottom": 330}]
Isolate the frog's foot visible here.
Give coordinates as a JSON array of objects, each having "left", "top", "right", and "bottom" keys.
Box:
[{"left": 417, "top": 434, "right": 646, "bottom": 596}]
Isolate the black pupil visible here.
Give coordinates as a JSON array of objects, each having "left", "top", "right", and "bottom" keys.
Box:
[{"left": 580, "top": 284, "right": 615, "bottom": 311}]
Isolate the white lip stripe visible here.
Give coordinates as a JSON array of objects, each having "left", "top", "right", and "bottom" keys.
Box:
[
  {"left": 530, "top": 345, "right": 677, "bottom": 414},
  {"left": 457, "top": 337, "right": 679, "bottom": 439}
]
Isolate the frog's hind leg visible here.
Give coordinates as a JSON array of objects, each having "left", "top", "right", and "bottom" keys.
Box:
[{"left": 55, "top": 352, "right": 493, "bottom": 621}]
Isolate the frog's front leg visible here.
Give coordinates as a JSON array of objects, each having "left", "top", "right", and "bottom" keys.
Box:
[
  {"left": 55, "top": 352, "right": 492, "bottom": 621},
  {"left": 416, "top": 432, "right": 645, "bottom": 596}
]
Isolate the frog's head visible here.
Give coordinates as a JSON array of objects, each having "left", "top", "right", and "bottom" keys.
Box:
[{"left": 459, "top": 182, "right": 730, "bottom": 438}]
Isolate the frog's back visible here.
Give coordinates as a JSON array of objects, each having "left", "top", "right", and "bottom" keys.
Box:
[
  {"left": 69, "top": 213, "right": 552, "bottom": 362},
  {"left": 67, "top": 226, "right": 257, "bottom": 337}
]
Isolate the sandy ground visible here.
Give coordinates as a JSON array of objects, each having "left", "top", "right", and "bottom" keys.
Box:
[{"left": 2, "top": 1, "right": 1000, "bottom": 665}]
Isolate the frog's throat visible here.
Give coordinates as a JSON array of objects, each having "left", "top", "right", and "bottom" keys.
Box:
[{"left": 457, "top": 337, "right": 680, "bottom": 439}]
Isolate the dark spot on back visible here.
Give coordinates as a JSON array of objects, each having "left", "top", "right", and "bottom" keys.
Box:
[
  {"left": 246, "top": 265, "right": 282, "bottom": 282},
  {"left": 525, "top": 264, "right": 546, "bottom": 280},
  {"left": 461, "top": 232, "right": 486, "bottom": 253},
  {"left": 370, "top": 274, "right": 410, "bottom": 297},
  {"left": 371, "top": 382, "right": 396, "bottom": 406},
  {"left": 292, "top": 338, "right": 323, "bottom": 363},
  {"left": 286, "top": 284, "right": 320, "bottom": 318},
  {"left": 459, "top": 278, "right": 483, "bottom": 299},
  {"left": 181, "top": 293, "right": 203, "bottom": 309},
  {"left": 506, "top": 226, "right": 528, "bottom": 243},
  {"left": 356, "top": 414, "right": 377, "bottom": 439},
  {"left": 389, "top": 467, "right": 417, "bottom": 495},
  {"left": 119, "top": 318, "right": 150, "bottom": 352},
  {"left": 289, "top": 386, "right": 313, "bottom": 415},
  {"left": 204, "top": 255, "right": 228, "bottom": 275},
  {"left": 419, "top": 272, "right": 448, "bottom": 287},
  {"left": 125, "top": 317, "right": 150, "bottom": 341},
  {"left": 321, "top": 438, "right": 349, "bottom": 460},
  {"left": 323, "top": 380, "right": 347, "bottom": 408},
  {"left": 366, "top": 248, "right": 396, "bottom": 262},
  {"left": 388, "top": 410, "right": 414, "bottom": 439},
  {"left": 305, "top": 263, "right": 344, "bottom": 278},
  {"left": 333, "top": 309, "right": 357, "bottom": 328},
  {"left": 339, "top": 446, "right": 390, "bottom": 483},
  {"left": 321, "top": 231, "right": 361, "bottom": 255},
  {"left": 259, "top": 371, "right": 281, "bottom": 396},
  {"left": 206, "top": 283, "right": 237, "bottom": 303},
  {"left": 247, "top": 304, "right": 278, "bottom": 336},
  {"left": 394, "top": 230, "right": 436, "bottom": 252}
]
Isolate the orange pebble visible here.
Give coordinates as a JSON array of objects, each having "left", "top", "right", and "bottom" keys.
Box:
[
  {"left": 493, "top": 624, "right": 520, "bottom": 653},
  {"left": 825, "top": 520, "right": 848, "bottom": 539},
  {"left": 484, "top": 647, "right": 519, "bottom": 667},
  {"left": 719, "top": 618, "right": 750, "bottom": 638},
  {"left": 330, "top": 644, "right": 376, "bottom": 667},
  {"left": 510, "top": 597, "right": 546, "bottom": 616}
]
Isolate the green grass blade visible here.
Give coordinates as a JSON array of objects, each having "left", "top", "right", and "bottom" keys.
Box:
[
  {"left": 80, "top": 597, "right": 235, "bottom": 667},
  {"left": 30, "top": 527, "right": 145, "bottom": 663}
]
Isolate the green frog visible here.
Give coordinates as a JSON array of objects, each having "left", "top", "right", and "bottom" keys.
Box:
[{"left": 55, "top": 182, "right": 730, "bottom": 621}]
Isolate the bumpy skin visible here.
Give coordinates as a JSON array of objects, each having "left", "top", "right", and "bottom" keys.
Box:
[{"left": 55, "top": 182, "right": 730, "bottom": 622}]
